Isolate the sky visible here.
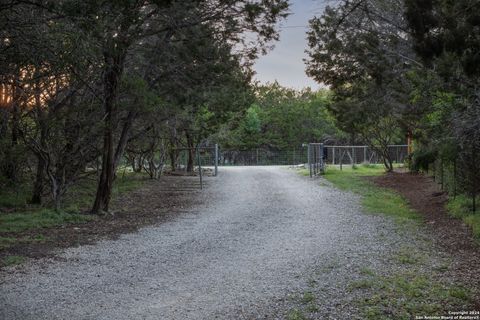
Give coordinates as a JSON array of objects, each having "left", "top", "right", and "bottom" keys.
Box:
[{"left": 253, "top": 0, "right": 327, "bottom": 90}]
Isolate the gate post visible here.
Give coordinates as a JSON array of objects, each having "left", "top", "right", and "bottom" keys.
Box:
[
  {"left": 308, "top": 144, "right": 312, "bottom": 178},
  {"left": 320, "top": 143, "right": 325, "bottom": 173},
  {"left": 214, "top": 144, "right": 219, "bottom": 176},
  {"left": 351, "top": 147, "right": 355, "bottom": 167},
  {"left": 196, "top": 147, "right": 203, "bottom": 190}
]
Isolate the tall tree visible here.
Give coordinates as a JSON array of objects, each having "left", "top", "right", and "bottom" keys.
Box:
[
  {"left": 49, "top": 0, "right": 288, "bottom": 213},
  {"left": 305, "top": 0, "right": 416, "bottom": 170}
]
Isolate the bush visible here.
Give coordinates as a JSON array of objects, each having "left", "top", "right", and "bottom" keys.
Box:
[{"left": 410, "top": 149, "right": 437, "bottom": 173}]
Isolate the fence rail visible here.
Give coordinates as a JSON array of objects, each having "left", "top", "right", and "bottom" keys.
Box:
[
  {"left": 325, "top": 145, "right": 408, "bottom": 166},
  {"left": 174, "top": 144, "right": 409, "bottom": 177},
  {"left": 308, "top": 144, "right": 409, "bottom": 177},
  {"left": 219, "top": 149, "right": 308, "bottom": 166}
]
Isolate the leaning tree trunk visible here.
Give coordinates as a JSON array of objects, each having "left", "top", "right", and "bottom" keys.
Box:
[
  {"left": 91, "top": 50, "right": 125, "bottom": 214},
  {"left": 114, "top": 110, "right": 136, "bottom": 169}
]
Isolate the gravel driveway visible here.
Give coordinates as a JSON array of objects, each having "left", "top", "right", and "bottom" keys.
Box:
[{"left": 0, "top": 167, "right": 430, "bottom": 319}]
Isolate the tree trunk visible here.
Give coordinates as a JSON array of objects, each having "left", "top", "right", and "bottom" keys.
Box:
[
  {"left": 31, "top": 155, "right": 45, "bottom": 204},
  {"left": 169, "top": 149, "right": 177, "bottom": 172},
  {"left": 52, "top": 180, "right": 62, "bottom": 213},
  {"left": 91, "top": 51, "right": 125, "bottom": 214},
  {"left": 383, "top": 151, "right": 394, "bottom": 172},
  {"left": 169, "top": 122, "right": 178, "bottom": 172},
  {"left": 4, "top": 79, "right": 20, "bottom": 182},
  {"left": 114, "top": 111, "right": 136, "bottom": 169},
  {"left": 186, "top": 131, "right": 194, "bottom": 172},
  {"left": 31, "top": 82, "right": 48, "bottom": 205}
]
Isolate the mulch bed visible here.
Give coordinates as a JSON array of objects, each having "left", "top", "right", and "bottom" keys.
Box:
[
  {"left": 371, "top": 172, "right": 480, "bottom": 307},
  {"left": 0, "top": 176, "right": 204, "bottom": 266}
]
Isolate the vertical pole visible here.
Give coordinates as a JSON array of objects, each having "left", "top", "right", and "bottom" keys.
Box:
[
  {"left": 196, "top": 147, "right": 203, "bottom": 190},
  {"left": 308, "top": 144, "right": 312, "bottom": 178},
  {"left": 332, "top": 147, "right": 335, "bottom": 165},
  {"left": 214, "top": 144, "right": 218, "bottom": 177},
  {"left": 340, "top": 150, "right": 343, "bottom": 171},
  {"left": 364, "top": 146, "right": 367, "bottom": 163},
  {"left": 320, "top": 143, "right": 324, "bottom": 173},
  {"left": 351, "top": 147, "right": 355, "bottom": 168}
]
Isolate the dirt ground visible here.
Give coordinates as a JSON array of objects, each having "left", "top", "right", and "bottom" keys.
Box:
[
  {"left": 372, "top": 172, "right": 480, "bottom": 306},
  {"left": 0, "top": 176, "right": 204, "bottom": 264}
]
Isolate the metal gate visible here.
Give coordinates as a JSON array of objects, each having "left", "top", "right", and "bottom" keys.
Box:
[{"left": 218, "top": 148, "right": 308, "bottom": 166}]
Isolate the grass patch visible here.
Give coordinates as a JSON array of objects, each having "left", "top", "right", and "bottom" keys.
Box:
[
  {"left": 322, "top": 164, "right": 420, "bottom": 224},
  {"left": 0, "top": 209, "right": 94, "bottom": 233},
  {"left": 348, "top": 279, "right": 375, "bottom": 291},
  {"left": 353, "top": 270, "right": 472, "bottom": 320},
  {"left": 447, "top": 195, "right": 480, "bottom": 239},
  {"left": 0, "top": 171, "right": 146, "bottom": 238},
  {"left": 2, "top": 255, "right": 25, "bottom": 266},
  {"left": 359, "top": 267, "right": 375, "bottom": 276},
  {"left": 286, "top": 308, "right": 307, "bottom": 320},
  {"left": 297, "top": 168, "right": 310, "bottom": 177},
  {"left": 0, "top": 234, "right": 48, "bottom": 250},
  {"left": 0, "top": 236, "right": 17, "bottom": 249},
  {"left": 301, "top": 291, "right": 316, "bottom": 304},
  {"left": 394, "top": 247, "right": 424, "bottom": 265}
]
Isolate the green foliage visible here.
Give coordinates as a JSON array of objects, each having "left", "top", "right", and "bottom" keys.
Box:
[
  {"left": 0, "top": 178, "right": 31, "bottom": 208},
  {"left": 0, "top": 0, "right": 289, "bottom": 213},
  {"left": 405, "top": 0, "right": 480, "bottom": 78},
  {"left": 305, "top": 1, "right": 411, "bottom": 171},
  {"left": 219, "top": 83, "right": 341, "bottom": 150},
  {"left": 447, "top": 195, "right": 480, "bottom": 239},
  {"left": 410, "top": 149, "right": 437, "bottom": 172},
  {"left": 234, "top": 104, "right": 262, "bottom": 149}
]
